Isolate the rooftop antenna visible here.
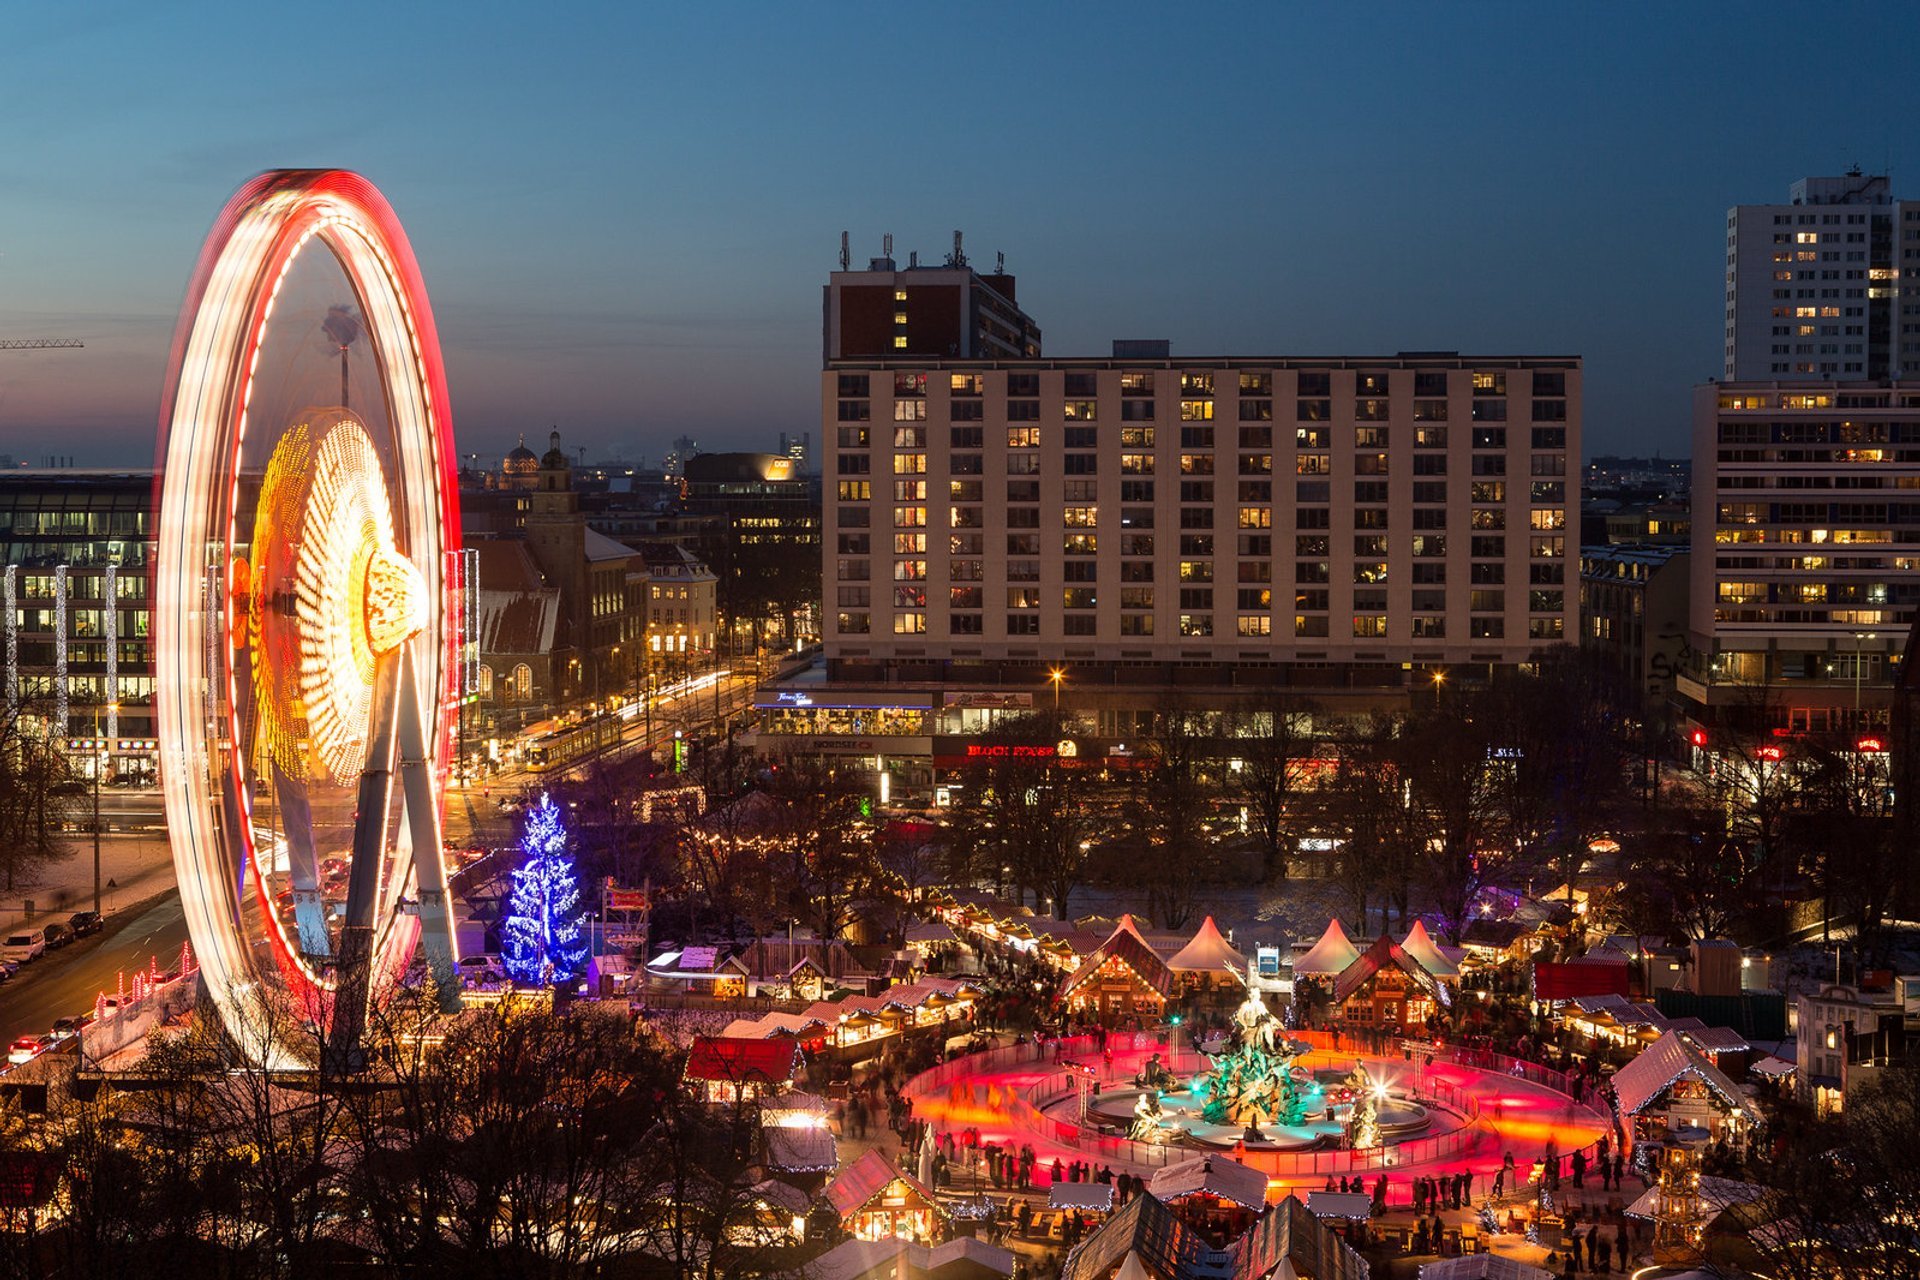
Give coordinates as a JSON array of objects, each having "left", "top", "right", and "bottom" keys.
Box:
[
  {"left": 996, "top": 251, "right": 1005, "bottom": 274},
  {"left": 909, "top": 250, "right": 918, "bottom": 268},
  {"left": 839, "top": 231, "right": 850, "bottom": 271},
  {"left": 883, "top": 232, "right": 893, "bottom": 259},
  {"left": 947, "top": 230, "right": 967, "bottom": 268}
]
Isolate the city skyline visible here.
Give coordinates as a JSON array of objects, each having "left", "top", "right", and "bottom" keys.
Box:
[{"left": 2, "top": 2, "right": 1918, "bottom": 466}]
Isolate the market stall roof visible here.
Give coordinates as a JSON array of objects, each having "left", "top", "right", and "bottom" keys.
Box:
[
  {"left": 1399, "top": 920, "right": 1461, "bottom": 978},
  {"left": 1050, "top": 1182, "right": 1117, "bottom": 1212},
  {"left": 1058, "top": 916, "right": 1175, "bottom": 1001},
  {"left": 826, "top": 1148, "right": 948, "bottom": 1220},
  {"left": 1624, "top": 1175, "right": 1766, "bottom": 1224},
  {"left": 1168, "top": 915, "right": 1248, "bottom": 976},
  {"left": 1683, "top": 1025, "right": 1752, "bottom": 1054},
  {"left": 807, "top": 1236, "right": 1015, "bottom": 1280},
  {"left": 1416, "top": 1257, "right": 1555, "bottom": 1280},
  {"left": 763, "top": 1125, "right": 837, "bottom": 1174},
  {"left": 1147, "top": 1153, "right": 1270, "bottom": 1211},
  {"left": 1750, "top": 1055, "right": 1796, "bottom": 1079},
  {"left": 1293, "top": 919, "right": 1362, "bottom": 976},
  {"left": 1331, "top": 933, "right": 1449, "bottom": 1006},
  {"left": 1304, "top": 1191, "right": 1374, "bottom": 1220},
  {"left": 682, "top": 1036, "right": 800, "bottom": 1087},
  {"left": 1611, "top": 1030, "right": 1762, "bottom": 1124}
]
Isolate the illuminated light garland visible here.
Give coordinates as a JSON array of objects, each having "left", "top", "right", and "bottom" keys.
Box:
[
  {"left": 103, "top": 564, "right": 117, "bottom": 740},
  {"left": 53, "top": 565, "right": 67, "bottom": 736}
]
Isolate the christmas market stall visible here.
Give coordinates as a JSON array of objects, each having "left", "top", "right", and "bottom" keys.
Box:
[
  {"left": 1057, "top": 916, "right": 1175, "bottom": 1021},
  {"left": 759, "top": 1090, "right": 838, "bottom": 1180},
  {"left": 1146, "top": 1154, "right": 1270, "bottom": 1245},
  {"left": 1324, "top": 924, "right": 1459, "bottom": 1034},
  {"left": 1166, "top": 916, "right": 1248, "bottom": 999},
  {"left": 1610, "top": 1029, "right": 1763, "bottom": 1154},
  {"left": 826, "top": 1148, "right": 950, "bottom": 1244},
  {"left": 682, "top": 1035, "right": 801, "bottom": 1104}
]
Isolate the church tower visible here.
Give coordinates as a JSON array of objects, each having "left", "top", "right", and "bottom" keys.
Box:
[{"left": 523, "top": 430, "right": 587, "bottom": 689}]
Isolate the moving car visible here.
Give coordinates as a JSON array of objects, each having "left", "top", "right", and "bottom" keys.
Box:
[{"left": 6, "top": 1036, "right": 46, "bottom": 1066}]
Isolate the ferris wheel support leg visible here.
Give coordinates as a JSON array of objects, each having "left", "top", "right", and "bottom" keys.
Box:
[
  {"left": 325, "top": 651, "right": 402, "bottom": 1074},
  {"left": 274, "top": 765, "right": 332, "bottom": 959},
  {"left": 397, "top": 649, "right": 461, "bottom": 1012}
]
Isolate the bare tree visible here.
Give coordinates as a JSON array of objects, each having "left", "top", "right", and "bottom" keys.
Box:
[
  {"left": 1229, "top": 690, "right": 1318, "bottom": 883},
  {"left": 0, "top": 696, "right": 79, "bottom": 892}
]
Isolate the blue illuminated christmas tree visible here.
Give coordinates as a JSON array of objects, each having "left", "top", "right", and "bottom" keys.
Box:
[{"left": 501, "top": 792, "right": 589, "bottom": 985}]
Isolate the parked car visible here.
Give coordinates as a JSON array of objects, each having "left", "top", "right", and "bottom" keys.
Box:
[
  {"left": 2, "top": 929, "right": 47, "bottom": 963},
  {"left": 49, "top": 1015, "right": 92, "bottom": 1041},
  {"left": 0, "top": 959, "right": 18, "bottom": 982},
  {"left": 67, "top": 911, "right": 102, "bottom": 938},
  {"left": 43, "top": 923, "right": 71, "bottom": 950}
]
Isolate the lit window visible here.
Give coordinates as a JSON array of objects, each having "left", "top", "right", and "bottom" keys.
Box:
[{"left": 893, "top": 335, "right": 908, "bottom": 349}]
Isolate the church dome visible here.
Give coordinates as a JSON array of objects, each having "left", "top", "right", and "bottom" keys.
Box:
[{"left": 502, "top": 434, "right": 539, "bottom": 478}]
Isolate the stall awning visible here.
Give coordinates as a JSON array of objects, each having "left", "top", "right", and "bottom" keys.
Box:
[{"left": 1050, "top": 1182, "right": 1117, "bottom": 1212}]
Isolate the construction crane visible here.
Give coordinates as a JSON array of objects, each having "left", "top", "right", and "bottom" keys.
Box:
[{"left": 0, "top": 338, "right": 82, "bottom": 351}]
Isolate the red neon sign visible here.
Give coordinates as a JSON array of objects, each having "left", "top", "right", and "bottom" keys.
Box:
[
  {"left": 965, "top": 743, "right": 1056, "bottom": 759},
  {"left": 1755, "top": 745, "right": 1783, "bottom": 762},
  {"left": 1855, "top": 736, "right": 1887, "bottom": 753}
]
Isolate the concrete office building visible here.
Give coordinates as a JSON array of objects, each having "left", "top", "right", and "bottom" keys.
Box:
[
  {"left": 0, "top": 470, "right": 157, "bottom": 781},
  {"left": 1724, "top": 172, "right": 1920, "bottom": 382},
  {"left": 1684, "top": 379, "right": 1920, "bottom": 736}
]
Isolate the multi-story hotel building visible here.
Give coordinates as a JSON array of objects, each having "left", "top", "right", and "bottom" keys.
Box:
[
  {"left": 1684, "top": 379, "right": 1920, "bottom": 736},
  {"left": 823, "top": 357, "right": 1579, "bottom": 673},
  {"left": 1723, "top": 172, "right": 1920, "bottom": 382},
  {"left": 754, "top": 332, "right": 1581, "bottom": 800}
]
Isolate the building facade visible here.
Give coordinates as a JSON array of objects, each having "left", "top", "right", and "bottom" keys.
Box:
[
  {"left": 1685, "top": 380, "right": 1920, "bottom": 734},
  {"left": 1579, "top": 543, "right": 1691, "bottom": 701},
  {"left": 823, "top": 357, "right": 1579, "bottom": 673},
  {"left": 824, "top": 245, "right": 1040, "bottom": 362},
  {"left": 1724, "top": 172, "right": 1920, "bottom": 382},
  {"left": 0, "top": 470, "right": 157, "bottom": 780}
]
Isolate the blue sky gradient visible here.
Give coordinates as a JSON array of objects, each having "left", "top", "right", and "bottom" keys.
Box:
[{"left": 2, "top": 2, "right": 1916, "bottom": 465}]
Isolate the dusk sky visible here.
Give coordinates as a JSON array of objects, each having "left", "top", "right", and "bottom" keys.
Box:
[{"left": 2, "top": 2, "right": 1917, "bottom": 468}]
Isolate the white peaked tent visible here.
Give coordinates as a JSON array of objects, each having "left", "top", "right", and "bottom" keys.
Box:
[
  {"left": 1168, "top": 915, "right": 1247, "bottom": 976},
  {"left": 1399, "top": 919, "right": 1461, "bottom": 979},
  {"left": 1294, "top": 919, "right": 1362, "bottom": 976},
  {"left": 1113, "top": 1252, "right": 1157, "bottom": 1280}
]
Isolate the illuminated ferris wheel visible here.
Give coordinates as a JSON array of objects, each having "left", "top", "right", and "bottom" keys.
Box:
[{"left": 154, "top": 171, "right": 462, "bottom": 1067}]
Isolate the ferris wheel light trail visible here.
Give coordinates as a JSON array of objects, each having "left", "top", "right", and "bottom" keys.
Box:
[{"left": 154, "top": 171, "right": 462, "bottom": 1067}]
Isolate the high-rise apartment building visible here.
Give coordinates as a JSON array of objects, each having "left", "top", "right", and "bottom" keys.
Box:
[
  {"left": 1724, "top": 172, "right": 1920, "bottom": 382},
  {"left": 1684, "top": 380, "right": 1920, "bottom": 736}
]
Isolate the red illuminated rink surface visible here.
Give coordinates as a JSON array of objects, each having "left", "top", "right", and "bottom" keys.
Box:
[{"left": 905, "top": 1038, "right": 1609, "bottom": 1204}]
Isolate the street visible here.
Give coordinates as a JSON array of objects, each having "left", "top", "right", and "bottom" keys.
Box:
[{"left": 0, "top": 890, "right": 189, "bottom": 1048}]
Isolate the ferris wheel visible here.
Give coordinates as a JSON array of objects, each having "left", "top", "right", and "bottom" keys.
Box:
[{"left": 154, "top": 171, "right": 462, "bottom": 1067}]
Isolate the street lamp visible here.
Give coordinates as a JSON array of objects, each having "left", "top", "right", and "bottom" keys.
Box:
[
  {"left": 1429, "top": 668, "right": 1446, "bottom": 708},
  {"left": 1852, "top": 631, "right": 1877, "bottom": 720},
  {"left": 1048, "top": 666, "right": 1066, "bottom": 712}
]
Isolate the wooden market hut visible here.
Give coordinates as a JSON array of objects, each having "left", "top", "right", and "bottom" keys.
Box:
[
  {"left": 1057, "top": 916, "right": 1175, "bottom": 1020},
  {"left": 1327, "top": 931, "right": 1457, "bottom": 1033},
  {"left": 1146, "top": 1153, "right": 1271, "bottom": 1246},
  {"left": 682, "top": 1035, "right": 801, "bottom": 1104},
  {"left": 1610, "top": 1029, "right": 1762, "bottom": 1152},
  {"left": 827, "top": 1148, "right": 950, "bottom": 1244}
]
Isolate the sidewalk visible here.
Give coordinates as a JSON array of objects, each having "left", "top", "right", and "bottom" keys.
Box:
[{"left": 1, "top": 833, "right": 177, "bottom": 932}]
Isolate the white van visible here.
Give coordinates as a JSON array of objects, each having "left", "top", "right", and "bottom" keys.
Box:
[{"left": 2, "top": 928, "right": 47, "bottom": 963}]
